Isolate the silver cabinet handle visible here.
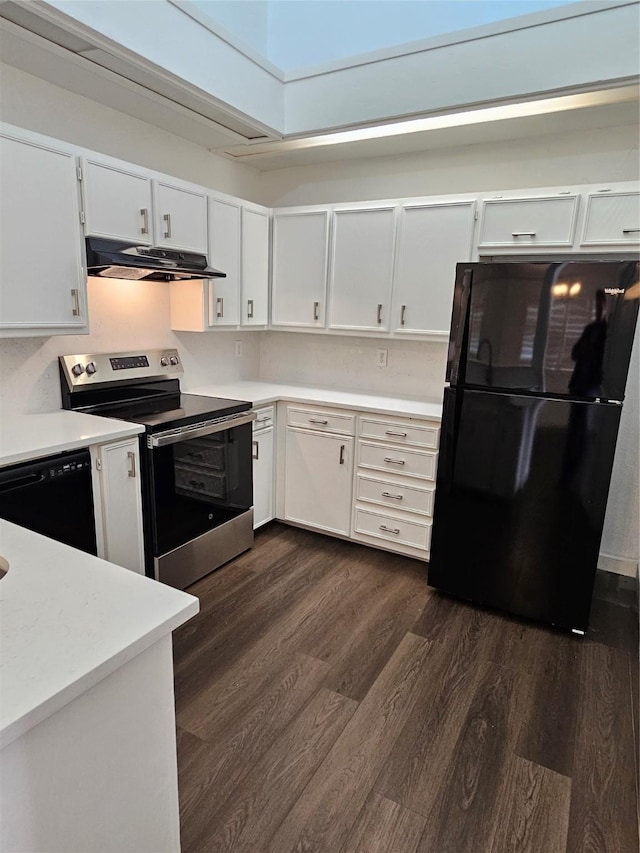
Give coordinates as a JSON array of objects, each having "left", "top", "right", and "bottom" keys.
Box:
[
  {"left": 163, "top": 213, "right": 172, "bottom": 238},
  {"left": 400, "top": 304, "right": 406, "bottom": 326},
  {"left": 256, "top": 416, "right": 271, "bottom": 423},
  {"left": 384, "top": 457, "right": 406, "bottom": 465},
  {"left": 309, "top": 418, "right": 329, "bottom": 425},
  {"left": 379, "top": 525, "right": 400, "bottom": 534},
  {"left": 252, "top": 440, "right": 259, "bottom": 460},
  {"left": 247, "top": 299, "right": 254, "bottom": 319},
  {"left": 622, "top": 228, "right": 640, "bottom": 234},
  {"left": 339, "top": 444, "right": 345, "bottom": 465},
  {"left": 385, "top": 430, "right": 407, "bottom": 437},
  {"left": 216, "top": 297, "right": 224, "bottom": 318},
  {"left": 511, "top": 231, "right": 536, "bottom": 237},
  {"left": 71, "top": 289, "right": 80, "bottom": 317},
  {"left": 140, "top": 208, "right": 149, "bottom": 235},
  {"left": 127, "top": 451, "right": 136, "bottom": 478},
  {"left": 381, "top": 491, "right": 403, "bottom": 500},
  {"left": 313, "top": 301, "right": 319, "bottom": 321},
  {"left": 377, "top": 303, "right": 383, "bottom": 324}
]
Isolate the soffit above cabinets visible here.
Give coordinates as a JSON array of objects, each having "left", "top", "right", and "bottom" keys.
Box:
[{"left": 0, "top": 0, "right": 638, "bottom": 171}]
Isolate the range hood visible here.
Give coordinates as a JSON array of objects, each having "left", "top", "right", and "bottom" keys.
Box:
[{"left": 85, "top": 237, "right": 225, "bottom": 281}]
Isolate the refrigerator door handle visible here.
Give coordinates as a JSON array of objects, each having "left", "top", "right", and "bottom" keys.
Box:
[{"left": 449, "top": 268, "right": 472, "bottom": 387}]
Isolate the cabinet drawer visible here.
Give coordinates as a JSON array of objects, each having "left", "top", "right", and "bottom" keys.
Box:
[
  {"left": 253, "top": 406, "right": 275, "bottom": 431},
  {"left": 359, "top": 416, "right": 439, "bottom": 448},
  {"left": 356, "top": 474, "right": 434, "bottom": 516},
  {"left": 354, "top": 507, "right": 431, "bottom": 550},
  {"left": 478, "top": 196, "right": 579, "bottom": 248},
  {"left": 358, "top": 442, "right": 436, "bottom": 480},
  {"left": 581, "top": 192, "right": 640, "bottom": 245},
  {"left": 287, "top": 406, "right": 355, "bottom": 435}
]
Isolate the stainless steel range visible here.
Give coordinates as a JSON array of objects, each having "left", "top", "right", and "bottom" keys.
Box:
[{"left": 59, "top": 348, "right": 255, "bottom": 589}]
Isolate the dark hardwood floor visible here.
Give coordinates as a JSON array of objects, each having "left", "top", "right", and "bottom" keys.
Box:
[{"left": 173, "top": 523, "right": 639, "bottom": 853}]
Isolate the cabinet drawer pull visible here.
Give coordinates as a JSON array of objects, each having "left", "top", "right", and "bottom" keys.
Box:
[
  {"left": 385, "top": 430, "right": 407, "bottom": 437},
  {"left": 127, "top": 451, "right": 136, "bottom": 478},
  {"left": 377, "top": 303, "right": 383, "bottom": 324},
  {"left": 257, "top": 417, "right": 271, "bottom": 423},
  {"left": 339, "top": 444, "right": 345, "bottom": 465},
  {"left": 379, "top": 525, "right": 400, "bottom": 535},
  {"left": 622, "top": 228, "right": 640, "bottom": 234},
  {"left": 247, "top": 299, "right": 254, "bottom": 319},
  {"left": 309, "top": 418, "right": 329, "bottom": 425},
  {"left": 140, "top": 208, "right": 149, "bottom": 235},
  {"left": 71, "top": 288, "right": 80, "bottom": 317},
  {"left": 383, "top": 457, "right": 406, "bottom": 465},
  {"left": 511, "top": 231, "right": 536, "bottom": 237},
  {"left": 163, "top": 213, "right": 172, "bottom": 238},
  {"left": 189, "top": 480, "right": 205, "bottom": 489},
  {"left": 313, "top": 301, "right": 319, "bottom": 321},
  {"left": 252, "top": 440, "right": 259, "bottom": 460},
  {"left": 216, "top": 297, "right": 224, "bottom": 318},
  {"left": 381, "top": 491, "right": 403, "bottom": 500},
  {"left": 400, "top": 304, "right": 406, "bottom": 326}
]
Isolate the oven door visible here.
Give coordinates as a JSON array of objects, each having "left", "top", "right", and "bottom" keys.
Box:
[{"left": 144, "top": 411, "right": 255, "bottom": 587}]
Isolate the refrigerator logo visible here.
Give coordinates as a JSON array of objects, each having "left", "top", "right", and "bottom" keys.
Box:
[{"left": 604, "top": 287, "right": 625, "bottom": 295}]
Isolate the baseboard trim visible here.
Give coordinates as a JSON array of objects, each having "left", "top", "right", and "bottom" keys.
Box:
[{"left": 598, "top": 553, "right": 639, "bottom": 578}]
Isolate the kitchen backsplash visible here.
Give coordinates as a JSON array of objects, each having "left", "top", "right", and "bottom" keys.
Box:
[
  {"left": 259, "top": 332, "right": 447, "bottom": 400},
  {"left": 0, "top": 278, "right": 260, "bottom": 416}
]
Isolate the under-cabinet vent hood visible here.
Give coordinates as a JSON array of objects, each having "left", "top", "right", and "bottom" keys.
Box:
[{"left": 85, "top": 237, "right": 225, "bottom": 282}]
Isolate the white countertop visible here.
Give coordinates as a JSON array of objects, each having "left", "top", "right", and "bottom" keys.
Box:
[
  {"left": 0, "top": 520, "right": 199, "bottom": 749},
  {"left": 0, "top": 411, "right": 145, "bottom": 468},
  {"left": 187, "top": 380, "right": 443, "bottom": 420}
]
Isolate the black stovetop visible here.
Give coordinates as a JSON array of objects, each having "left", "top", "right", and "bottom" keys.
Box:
[{"left": 101, "top": 392, "right": 252, "bottom": 432}]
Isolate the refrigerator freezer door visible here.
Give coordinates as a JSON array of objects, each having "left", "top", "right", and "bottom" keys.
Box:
[
  {"left": 447, "top": 261, "right": 639, "bottom": 401},
  {"left": 429, "top": 388, "right": 622, "bottom": 631}
]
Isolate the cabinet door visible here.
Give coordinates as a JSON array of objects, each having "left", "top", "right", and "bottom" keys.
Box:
[
  {"left": 393, "top": 201, "right": 475, "bottom": 335},
  {"left": 241, "top": 207, "right": 269, "bottom": 326},
  {"left": 96, "top": 438, "right": 145, "bottom": 574},
  {"left": 82, "top": 158, "right": 153, "bottom": 244},
  {"left": 0, "top": 133, "right": 87, "bottom": 331},
  {"left": 208, "top": 198, "right": 241, "bottom": 326},
  {"left": 284, "top": 429, "right": 353, "bottom": 535},
  {"left": 272, "top": 210, "right": 329, "bottom": 327},
  {"left": 478, "top": 195, "right": 579, "bottom": 249},
  {"left": 329, "top": 207, "right": 396, "bottom": 331},
  {"left": 154, "top": 181, "right": 208, "bottom": 253},
  {"left": 581, "top": 192, "right": 640, "bottom": 246},
  {"left": 252, "top": 427, "right": 274, "bottom": 528}
]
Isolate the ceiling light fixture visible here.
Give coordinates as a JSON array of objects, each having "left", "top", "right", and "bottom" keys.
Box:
[{"left": 225, "top": 84, "right": 639, "bottom": 157}]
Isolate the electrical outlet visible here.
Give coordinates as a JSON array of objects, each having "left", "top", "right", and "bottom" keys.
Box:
[
  {"left": 377, "top": 348, "right": 388, "bottom": 368},
  {"left": 235, "top": 340, "right": 243, "bottom": 357}
]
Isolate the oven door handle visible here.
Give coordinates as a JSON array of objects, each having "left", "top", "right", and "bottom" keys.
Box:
[{"left": 148, "top": 411, "right": 256, "bottom": 448}]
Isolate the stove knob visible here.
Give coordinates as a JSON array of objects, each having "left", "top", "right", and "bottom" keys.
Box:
[
  {"left": 71, "top": 363, "right": 85, "bottom": 377},
  {"left": 169, "top": 355, "right": 179, "bottom": 365},
  {"left": 85, "top": 361, "right": 97, "bottom": 375},
  {"left": 160, "top": 356, "right": 170, "bottom": 367}
]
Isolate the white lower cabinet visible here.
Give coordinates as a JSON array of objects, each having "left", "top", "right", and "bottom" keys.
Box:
[
  {"left": 284, "top": 415, "right": 354, "bottom": 535},
  {"left": 252, "top": 406, "right": 275, "bottom": 529},
  {"left": 351, "top": 414, "right": 439, "bottom": 559},
  {"left": 92, "top": 438, "right": 145, "bottom": 574}
]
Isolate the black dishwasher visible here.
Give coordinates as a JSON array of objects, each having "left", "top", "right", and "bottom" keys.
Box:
[{"left": 0, "top": 449, "right": 98, "bottom": 555}]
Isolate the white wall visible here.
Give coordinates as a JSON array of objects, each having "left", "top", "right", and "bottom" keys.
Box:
[{"left": 0, "top": 64, "right": 266, "bottom": 202}]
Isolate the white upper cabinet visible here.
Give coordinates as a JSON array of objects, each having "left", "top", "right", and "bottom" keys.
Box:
[
  {"left": 208, "top": 197, "right": 241, "bottom": 326},
  {"left": 581, "top": 191, "right": 640, "bottom": 246},
  {"left": 82, "top": 157, "right": 153, "bottom": 244},
  {"left": 153, "top": 180, "right": 208, "bottom": 253},
  {"left": 271, "top": 209, "right": 329, "bottom": 328},
  {"left": 0, "top": 130, "right": 87, "bottom": 334},
  {"left": 241, "top": 205, "right": 269, "bottom": 326},
  {"left": 392, "top": 200, "right": 476, "bottom": 336},
  {"left": 329, "top": 206, "right": 397, "bottom": 331},
  {"left": 478, "top": 194, "right": 579, "bottom": 249}
]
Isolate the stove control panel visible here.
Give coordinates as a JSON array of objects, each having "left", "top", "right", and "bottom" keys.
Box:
[{"left": 60, "top": 348, "right": 183, "bottom": 390}]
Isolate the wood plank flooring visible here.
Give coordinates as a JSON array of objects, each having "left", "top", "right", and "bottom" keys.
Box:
[{"left": 173, "top": 523, "right": 639, "bottom": 853}]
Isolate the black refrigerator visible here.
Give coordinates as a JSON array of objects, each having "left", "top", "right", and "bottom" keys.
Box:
[{"left": 428, "top": 260, "right": 639, "bottom": 633}]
